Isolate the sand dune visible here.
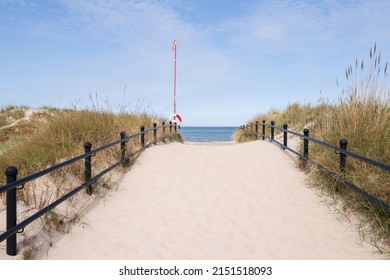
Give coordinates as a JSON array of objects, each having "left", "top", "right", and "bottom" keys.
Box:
[{"left": 44, "top": 141, "right": 383, "bottom": 259}]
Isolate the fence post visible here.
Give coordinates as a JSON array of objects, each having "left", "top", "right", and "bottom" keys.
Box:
[
  {"left": 5, "top": 166, "right": 18, "bottom": 256},
  {"left": 339, "top": 139, "right": 348, "bottom": 173},
  {"left": 255, "top": 121, "right": 259, "bottom": 140},
  {"left": 262, "top": 120, "right": 265, "bottom": 140},
  {"left": 120, "top": 131, "right": 126, "bottom": 166},
  {"left": 169, "top": 121, "right": 172, "bottom": 133},
  {"left": 162, "top": 122, "right": 166, "bottom": 143},
  {"left": 270, "top": 121, "right": 275, "bottom": 141},
  {"left": 140, "top": 126, "right": 145, "bottom": 148},
  {"left": 283, "top": 123, "right": 288, "bottom": 149},
  {"left": 174, "top": 124, "right": 177, "bottom": 133},
  {"left": 84, "top": 142, "right": 93, "bottom": 195},
  {"left": 303, "top": 129, "right": 309, "bottom": 159},
  {"left": 153, "top": 123, "right": 157, "bottom": 145}
]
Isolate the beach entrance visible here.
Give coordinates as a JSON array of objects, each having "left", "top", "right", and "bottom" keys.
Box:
[{"left": 45, "top": 141, "right": 381, "bottom": 259}]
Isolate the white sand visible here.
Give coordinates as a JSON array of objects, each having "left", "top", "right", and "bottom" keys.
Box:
[{"left": 43, "top": 141, "right": 383, "bottom": 259}]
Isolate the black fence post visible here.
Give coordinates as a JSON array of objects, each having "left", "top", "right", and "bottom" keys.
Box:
[
  {"left": 5, "top": 166, "right": 18, "bottom": 256},
  {"left": 162, "top": 122, "right": 166, "bottom": 143},
  {"left": 140, "top": 126, "right": 145, "bottom": 148},
  {"left": 270, "top": 121, "right": 275, "bottom": 141},
  {"left": 84, "top": 142, "right": 93, "bottom": 195},
  {"left": 153, "top": 123, "right": 157, "bottom": 145},
  {"left": 174, "top": 124, "right": 177, "bottom": 133},
  {"left": 120, "top": 131, "right": 126, "bottom": 166},
  {"left": 169, "top": 121, "right": 172, "bottom": 133},
  {"left": 262, "top": 120, "right": 265, "bottom": 140},
  {"left": 255, "top": 121, "right": 259, "bottom": 140},
  {"left": 283, "top": 123, "right": 288, "bottom": 149},
  {"left": 339, "top": 139, "right": 348, "bottom": 173},
  {"left": 303, "top": 129, "right": 309, "bottom": 159}
]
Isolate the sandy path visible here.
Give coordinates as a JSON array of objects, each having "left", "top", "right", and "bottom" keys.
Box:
[
  {"left": 45, "top": 141, "right": 383, "bottom": 259},
  {"left": 0, "top": 109, "right": 35, "bottom": 130}
]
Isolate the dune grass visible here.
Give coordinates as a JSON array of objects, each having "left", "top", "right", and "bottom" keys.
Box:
[
  {"left": 234, "top": 46, "right": 390, "bottom": 249},
  {"left": 0, "top": 104, "right": 180, "bottom": 258},
  {"left": 0, "top": 108, "right": 162, "bottom": 183}
]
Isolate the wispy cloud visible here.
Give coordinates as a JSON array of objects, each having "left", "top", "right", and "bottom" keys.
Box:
[
  {"left": 1, "top": 0, "right": 197, "bottom": 47},
  {"left": 214, "top": 0, "right": 390, "bottom": 53},
  {"left": 27, "top": 1, "right": 238, "bottom": 109},
  {"left": 58, "top": 0, "right": 199, "bottom": 48}
]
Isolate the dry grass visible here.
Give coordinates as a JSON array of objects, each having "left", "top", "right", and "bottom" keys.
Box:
[
  {"left": 233, "top": 101, "right": 335, "bottom": 143},
  {"left": 233, "top": 45, "right": 390, "bottom": 249},
  {"left": 0, "top": 103, "right": 179, "bottom": 258},
  {"left": 0, "top": 108, "right": 163, "bottom": 185}
]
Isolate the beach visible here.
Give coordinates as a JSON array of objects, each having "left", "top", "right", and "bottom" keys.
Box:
[{"left": 42, "top": 141, "right": 383, "bottom": 260}]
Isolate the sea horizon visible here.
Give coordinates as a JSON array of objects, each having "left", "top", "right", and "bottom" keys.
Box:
[{"left": 179, "top": 126, "right": 238, "bottom": 142}]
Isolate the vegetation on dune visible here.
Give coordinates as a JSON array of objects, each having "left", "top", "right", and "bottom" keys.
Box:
[
  {"left": 234, "top": 45, "right": 390, "bottom": 250},
  {"left": 0, "top": 103, "right": 180, "bottom": 259},
  {"left": 0, "top": 108, "right": 163, "bottom": 183}
]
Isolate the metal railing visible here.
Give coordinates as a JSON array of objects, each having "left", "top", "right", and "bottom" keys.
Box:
[
  {"left": 0, "top": 122, "right": 180, "bottom": 256},
  {"left": 239, "top": 121, "right": 390, "bottom": 213}
]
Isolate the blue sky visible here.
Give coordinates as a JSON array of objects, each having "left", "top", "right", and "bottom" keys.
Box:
[{"left": 1, "top": 0, "right": 389, "bottom": 126}]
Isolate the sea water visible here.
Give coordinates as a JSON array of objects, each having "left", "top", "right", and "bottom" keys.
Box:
[{"left": 179, "top": 126, "right": 237, "bottom": 142}]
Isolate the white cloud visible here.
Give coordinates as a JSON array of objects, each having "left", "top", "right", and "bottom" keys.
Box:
[
  {"left": 57, "top": 0, "right": 197, "bottom": 48},
  {"left": 214, "top": 0, "right": 390, "bottom": 54},
  {"left": 55, "top": 0, "right": 236, "bottom": 86}
]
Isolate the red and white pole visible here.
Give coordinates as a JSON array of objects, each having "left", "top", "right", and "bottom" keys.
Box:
[{"left": 172, "top": 40, "right": 177, "bottom": 114}]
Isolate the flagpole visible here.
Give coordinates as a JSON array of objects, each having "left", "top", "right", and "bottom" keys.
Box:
[{"left": 173, "top": 40, "right": 177, "bottom": 114}]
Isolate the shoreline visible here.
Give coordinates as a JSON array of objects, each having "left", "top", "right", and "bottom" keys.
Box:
[{"left": 184, "top": 141, "right": 236, "bottom": 146}]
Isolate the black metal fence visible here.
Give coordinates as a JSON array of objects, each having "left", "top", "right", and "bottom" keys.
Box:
[
  {"left": 0, "top": 122, "right": 179, "bottom": 256},
  {"left": 239, "top": 121, "right": 390, "bottom": 213}
]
